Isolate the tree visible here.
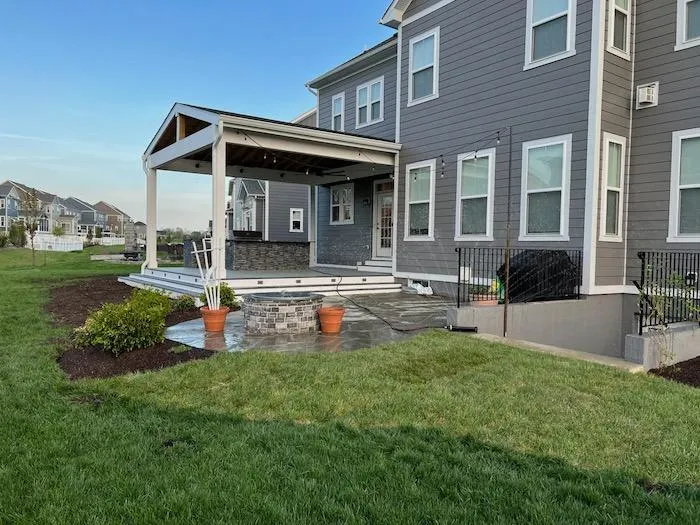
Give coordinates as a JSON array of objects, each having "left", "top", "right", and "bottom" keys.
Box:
[
  {"left": 95, "top": 226, "right": 103, "bottom": 238},
  {"left": 52, "top": 225, "right": 65, "bottom": 237},
  {"left": 8, "top": 222, "right": 26, "bottom": 247},
  {"left": 20, "top": 188, "right": 43, "bottom": 266}
]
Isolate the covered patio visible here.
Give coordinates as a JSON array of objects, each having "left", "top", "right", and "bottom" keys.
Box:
[{"left": 140, "top": 103, "right": 402, "bottom": 285}]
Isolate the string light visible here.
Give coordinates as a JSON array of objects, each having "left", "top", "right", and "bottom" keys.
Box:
[
  {"left": 496, "top": 131, "right": 501, "bottom": 145},
  {"left": 440, "top": 155, "right": 445, "bottom": 178}
]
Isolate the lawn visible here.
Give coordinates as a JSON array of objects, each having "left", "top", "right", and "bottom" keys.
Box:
[{"left": 1, "top": 248, "right": 699, "bottom": 524}]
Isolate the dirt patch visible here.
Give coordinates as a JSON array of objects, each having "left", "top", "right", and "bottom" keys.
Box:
[
  {"left": 650, "top": 356, "right": 700, "bottom": 388},
  {"left": 50, "top": 277, "right": 214, "bottom": 380}
]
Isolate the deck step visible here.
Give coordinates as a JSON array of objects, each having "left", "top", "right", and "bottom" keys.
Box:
[{"left": 363, "top": 258, "right": 393, "bottom": 268}]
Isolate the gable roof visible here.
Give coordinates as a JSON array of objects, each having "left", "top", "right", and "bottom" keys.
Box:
[
  {"left": 0, "top": 181, "right": 19, "bottom": 198},
  {"left": 7, "top": 180, "right": 58, "bottom": 204},
  {"left": 239, "top": 179, "right": 266, "bottom": 199},
  {"left": 94, "top": 201, "right": 129, "bottom": 217},
  {"left": 63, "top": 196, "right": 96, "bottom": 212},
  {"left": 380, "top": 0, "right": 413, "bottom": 28}
]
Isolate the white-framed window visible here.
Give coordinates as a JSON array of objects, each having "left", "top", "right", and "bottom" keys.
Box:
[
  {"left": 0, "top": 216, "right": 5, "bottom": 228},
  {"left": 331, "top": 92, "right": 345, "bottom": 132},
  {"left": 404, "top": 159, "right": 436, "bottom": 241},
  {"left": 524, "top": 0, "right": 577, "bottom": 69},
  {"left": 289, "top": 208, "right": 304, "bottom": 232},
  {"left": 330, "top": 183, "right": 354, "bottom": 225},
  {"left": 600, "top": 133, "right": 626, "bottom": 241},
  {"left": 607, "top": 0, "right": 632, "bottom": 59},
  {"left": 356, "top": 77, "right": 383, "bottom": 128},
  {"left": 455, "top": 148, "right": 496, "bottom": 241},
  {"left": 519, "top": 135, "right": 572, "bottom": 241},
  {"left": 0, "top": 198, "right": 5, "bottom": 209},
  {"left": 668, "top": 128, "right": 700, "bottom": 242},
  {"left": 408, "top": 27, "right": 440, "bottom": 106},
  {"left": 676, "top": 0, "right": 700, "bottom": 50}
]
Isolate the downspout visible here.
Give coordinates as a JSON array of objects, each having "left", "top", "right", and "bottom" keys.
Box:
[
  {"left": 622, "top": 0, "right": 637, "bottom": 288},
  {"left": 140, "top": 154, "right": 150, "bottom": 272}
]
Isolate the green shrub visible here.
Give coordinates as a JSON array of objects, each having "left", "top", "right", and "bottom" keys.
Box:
[
  {"left": 9, "top": 222, "right": 26, "bottom": 247},
  {"left": 73, "top": 289, "right": 172, "bottom": 356},
  {"left": 0, "top": 233, "right": 7, "bottom": 248},
  {"left": 173, "top": 295, "right": 196, "bottom": 311},
  {"left": 199, "top": 282, "right": 239, "bottom": 310}
]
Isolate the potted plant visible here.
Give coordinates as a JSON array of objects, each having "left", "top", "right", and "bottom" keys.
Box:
[
  {"left": 318, "top": 305, "right": 346, "bottom": 334},
  {"left": 192, "top": 239, "right": 229, "bottom": 333},
  {"left": 468, "top": 283, "right": 498, "bottom": 306}
]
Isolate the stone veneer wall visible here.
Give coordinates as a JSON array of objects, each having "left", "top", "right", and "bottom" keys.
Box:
[
  {"left": 184, "top": 240, "right": 310, "bottom": 271},
  {"left": 244, "top": 296, "right": 322, "bottom": 335}
]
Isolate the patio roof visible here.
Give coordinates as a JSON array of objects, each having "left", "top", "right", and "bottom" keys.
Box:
[{"left": 143, "top": 103, "right": 401, "bottom": 186}]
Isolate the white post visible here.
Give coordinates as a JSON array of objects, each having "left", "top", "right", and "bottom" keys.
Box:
[
  {"left": 145, "top": 168, "right": 158, "bottom": 270},
  {"left": 212, "top": 138, "right": 227, "bottom": 280},
  {"left": 309, "top": 185, "right": 317, "bottom": 266}
]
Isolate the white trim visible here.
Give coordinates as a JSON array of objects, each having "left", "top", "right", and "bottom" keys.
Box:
[
  {"left": 144, "top": 103, "right": 219, "bottom": 156},
  {"left": 519, "top": 135, "right": 572, "bottom": 242},
  {"left": 407, "top": 27, "right": 440, "bottom": 107},
  {"left": 372, "top": 178, "right": 394, "bottom": 258},
  {"left": 331, "top": 92, "right": 345, "bottom": 132},
  {"left": 589, "top": 284, "right": 639, "bottom": 295},
  {"left": 668, "top": 127, "right": 700, "bottom": 242},
  {"left": 404, "top": 159, "right": 436, "bottom": 241},
  {"left": 583, "top": 0, "right": 605, "bottom": 295},
  {"left": 355, "top": 76, "right": 385, "bottom": 129},
  {"left": 394, "top": 271, "right": 457, "bottom": 284},
  {"left": 312, "top": 263, "right": 358, "bottom": 270},
  {"left": 291, "top": 107, "right": 317, "bottom": 124},
  {"left": 403, "top": 0, "right": 457, "bottom": 25},
  {"left": 329, "top": 182, "right": 355, "bottom": 225},
  {"left": 599, "top": 133, "right": 627, "bottom": 242},
  {"left": 606, "top": 0, "right": 632, "bottom": 60},
  {"left": 454, "top": 148, "right": 496, "bottom": 242},
  {"left": 264, "top": 181, "right": 270, "bottom": 241},
  {"left": 147, "top": 125, "right": 216, "bottom": 169},
  {"left": 289, "top": 207, "right": 304, "bottom": 233},
  {"left": 676, "top": 0, "right": 700, "bottom": 51},
  {"left": 524, "top": 0, "right": 577, "bottom": 70},
  {"left": 395, "top": 25, "right": 402, "bottom": 142},
  {"left": 392, "top": 154, "right": 399, "bottom": 274},
  {"left": 306, "top": 40, "right": 397, "bottom": 88}
]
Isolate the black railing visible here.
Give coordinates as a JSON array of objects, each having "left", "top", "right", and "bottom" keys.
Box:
[
  {"left": 456, "top": 248, "right": 582, "bottom": 308},
  {"left": 634, "top": 251, "right": 700, "bottom": 335}
]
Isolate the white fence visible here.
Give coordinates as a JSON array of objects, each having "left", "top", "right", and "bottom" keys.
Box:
[
  {"left": 32, "top": 234, "right": 84, "bottom": 252},
  {"left": 93, "top": 236, "right": 126, "bottom": 246}
]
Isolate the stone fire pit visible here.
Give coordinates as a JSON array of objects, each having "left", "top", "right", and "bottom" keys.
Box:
[{"left": 243, "top": 292, "right": 323, "bottom": 335}]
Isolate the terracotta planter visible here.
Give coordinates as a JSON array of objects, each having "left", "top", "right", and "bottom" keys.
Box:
[
  {"left": 200, "top": 306, "right": 230, "bottom": 333},
  {"left": 470, "top": 295, "right": 498, "bottom": 306},
  {"left": 318, "top": 306, "right": 346, "bottom": 335}
]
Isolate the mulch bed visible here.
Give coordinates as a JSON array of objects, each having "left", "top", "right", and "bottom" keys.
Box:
[
  {"left": 50, "top": 277, "right": 214, "bottom": 380},
  {"left": 650, "top": 356, "right": 700, "bottom": 388}
]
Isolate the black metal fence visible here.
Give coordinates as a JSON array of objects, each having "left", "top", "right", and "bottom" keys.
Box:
[
  {"left": 455, "top": 248, "right": 582, "bottom": 308},
  {"left": 634, "top": 251, "right": 700, "bottom": 335}
]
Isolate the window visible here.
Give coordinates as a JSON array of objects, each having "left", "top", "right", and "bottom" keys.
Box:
[
  {"left": 668, "top": 128, "right": 700, "bottom": 242},
  {"left": 0, "top": 216, "right": 5, "bottom": 228},
  {"left": 519, "top": 135, "right": 572, "bottom": 241},
  {"left": 607, "top": 0, "right": 631, "bottom": 59},
  {"left": 525, "top": 0, "right": 576, "bottom": 68},
  {"left": 330, "top": 183, "right": 354, "bottom": 225},
  {"left": 0, "top": 198, "right": 4, "bottom": 209},
  {"left": 356, "top": 77, "right": 383, "bottom": 128},
  {"left": 331, "top": 93, "right": 345, "bottom": 131},
  {"left": 455, "top": 148, "right": 496, "bottom": 241},
  {"left": 600, "top": 133, "right": 626, "bottom": 241},
  {"left": 676, "top": 0, "right": 700, "bottom": 50},
  {"left": 405, "top": 160, "right": 436, "bottom": 240},
  {"left": 408, "top": 27, "right": 439, "bottom": 105},
  {"left": 289, "top": 208, "right": 304, "bottom": 232}
]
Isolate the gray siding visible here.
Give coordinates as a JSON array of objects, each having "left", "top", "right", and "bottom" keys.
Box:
[
  {"left": 626, "top": 0, "right": 700, "bottom": 283},
  {"left": 317, "top": 55, "right": 397, "bottom": 141},
  {"left": 596, "top": 0, "right": 634, "bottom": 286},
  {"left": 316, "top": 179, "right": 376, "bottom": 266},
  {"left": 396, "top": 0, "right": 593, "bottom": 279},
  {"left": 267, "top": 181, "right": 310, "bottom": 243}
]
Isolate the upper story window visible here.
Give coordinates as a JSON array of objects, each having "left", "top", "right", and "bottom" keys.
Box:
[
  {"left": 405, "top": 160, "right": 436, "bottom": 241},
  {"left": 600, "top": 133, "right": 627, "bottom": 241},
  {"left": 289, "top": 208, "right": 304, "bottom": 232},
  {"left": 356, "top": 77, "right": 383, "bottom": 128},
  {"left": 331, "top": 93, "right": 345, "bottom": 132},
  {"left": 408, "top": 27, "right": 440, "bottom": 106},
  {"left": 676, "top": 0, "right": 700, "bottom": 50},
  {"left": 0, "top": 198, "right": 5, "bottom": 209},
  {"left": 607, "top": 0, "right": 631, "bottom": 59},
  {"left": 330, "top": 183, "right": 354, "bottom": 225},
  {"left": 519, "top": 135, "right": 572, "bottom": 241},
  {"left": 525, "top": 0, "right": 577, "bottom": 69},
  {"left": 455, "top": 149, "right": 496, "bottom": 241},
  {"left": 668, "top": 128, "right": 700, "bottom": 242}
]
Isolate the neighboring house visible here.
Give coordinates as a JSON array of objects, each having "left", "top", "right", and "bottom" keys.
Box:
[
  {"left": 7, "top": 180, "right": 61, "bottom": 233},
  {"left": 0, "top": 181, "right": 21, "bottom": 233},
  {"left": 134, "top": 221, "right": 147, "bottom": 240},
  {"left": 93, "top": 201, "right": 131, "bottom": 235},
  {"left": 291, "top": 107, "right": 317, "bottom": 127},
  {"left": 63, "top": 197, "right": 106, "bottom": 235}
]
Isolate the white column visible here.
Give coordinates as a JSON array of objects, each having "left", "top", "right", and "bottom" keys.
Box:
[
  {"left": 212, "top": 139, "right": 227, "bottom": 279},
  {"left": 145, "top": 168, "right": 158, "bottom": 270},
  {"left": 309, "top": 185, "right": 317, "bottom": 266}
]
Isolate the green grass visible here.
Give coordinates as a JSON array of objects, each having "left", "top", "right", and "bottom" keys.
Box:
[{"left": 1, "top": 248, "right": 699, "bottom": 523}]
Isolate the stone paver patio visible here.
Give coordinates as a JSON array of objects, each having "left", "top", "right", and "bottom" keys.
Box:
[{"left": 165, "top": 293, "right": 451, "bottom": 353}]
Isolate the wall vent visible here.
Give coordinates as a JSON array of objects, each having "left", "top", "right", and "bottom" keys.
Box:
[{"left": 636, "top": 82, "right": 659, "bottom": 109}]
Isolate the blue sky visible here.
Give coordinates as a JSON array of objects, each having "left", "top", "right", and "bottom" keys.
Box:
[{"left": 0, "top": 0, "right": 394, "bottom": 229}]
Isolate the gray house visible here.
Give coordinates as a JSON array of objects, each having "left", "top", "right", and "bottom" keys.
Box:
[
  {"left": 63, "top": 197, "right": 106, "bottom": 235},
  {"left": 0, "top": 181, "right": 21, "bottom": 233},
  {"left": 6, "top": 180, "right": 62, "bottom": 233}
]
